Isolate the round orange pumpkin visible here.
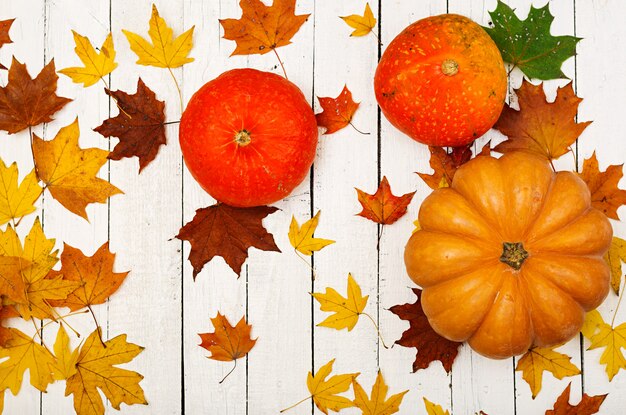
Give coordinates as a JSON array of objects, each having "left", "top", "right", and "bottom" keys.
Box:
[
  {"left": 374, "top": 14, "right": 507, "bottom": 147},
  {"left": 404, "top": 152, "right": 612, "bottom": 359}
]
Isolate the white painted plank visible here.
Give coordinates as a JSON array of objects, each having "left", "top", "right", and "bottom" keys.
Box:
[{"left": 378, "top": 1, "right": 453, "bottom": 414}]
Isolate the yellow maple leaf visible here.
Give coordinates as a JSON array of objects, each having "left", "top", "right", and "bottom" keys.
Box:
[
  {"left": 587, "top": 316, "right": 626, "bottom": 381},
  {"left": 605, "top": 236, "right": 626, "bottom": 295},
  {"left": 123, "top": 4, "right": 194, "bottom": 69},
  {"left": 307, "top": 359, "right": 358, "bottom": 414},
  {"left": 423, "top": 398, "right": 450, "bottom": 415},
  {"left": 581, "top": 309, "right": 604, "bottom": 340},
  {"left": 59, "top": 31, "right": 117, "bottom": 87},
  {"left": 32, "top": 118, "right": 122, "bottom": 220},
  {"left": 341, "top": 3, "right": 377, "bottom": 37},
  {"left": 66, "top": 328, "right": 147, "bottom": 415},
  {"left": 0, "top": 328, "right": 55, "bottom": 394},
  {"left": 352, "top": 370, "right": 408, "bottom": 415},
  {"left": 313, "top": 273, "right": 368, "bottom": 331},
  {"left": 0, "top": 160, "right": 41, "bottom": 226},
  {"left": 516, "top": 347, "right": 580, "bottom": 398},
  {"left": 289, "top": 211, "right": 335, "bottom": 256},
  {"left": 50, "top": 325, "right": 79, "bottom": 381}
]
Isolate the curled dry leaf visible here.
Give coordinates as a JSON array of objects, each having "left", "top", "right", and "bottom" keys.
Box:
[
  {"left": 604, "top": 237, "right": 626, "bottom": 295},
  {"left": 341, "top": 3, "right": 377, "bottom": 37},
  {"left": 493, "top": 81, "right": 590, "bottom": 162},
  {"left": 288, "top": 210, "right": 335, "bottom": 256},
  {"left": 177, "top": 204, "right": 280, "bottom": 278},
  {"left": 515, "top": 347, "right": 580, "bottom": 399},
  {"left": 59, "top": 31, "right": 118, "bottom": 87},
  {"left": 123, "top": 4, "right": 194, "bottom": 69},
  {"left": 95, "top": 78, "right": 166, "bottom": 173},
  {"left": 417, "top": 146, "right": 472, "bottom": 190},
  {"left": 485, "top": 1, "right": 580, "bottom": 80},
  {"left": 356, "top": 176, "right": 415, "bottom": 225},
  {"left": 316, "top": 85, "right": 361, "bottom": 135},
  {"left": 47, "top": 242, "right": 129, "bottom": 312},
  {"left": 0, "top": 159, "right": 42, "bottom": 226},
  {"left": 389, "top": 288, "right": 461, "bottom": 373},
  {"left": 32, "top": 118, "right": 123, "bottom": 220},
  {"left": 352, "top": 371, "right": 408, "bottom": 415},
  {"left": 313, "top": 273, "right": 368, "bottom": 332},
  {"left": 580, "top": 152, "right": 626, "bottom": 220},
  {"left": 0, "top": 58, "right": 71, "bottom": 134},
  {"left": 65, "top": 328, "right": 147, "bottom": 415},
  {"left": 545, "top": 382, "right": 607, "bottom": 415},
  {"left": 220, "top": 0, "right": 309, "bottom": 56}
]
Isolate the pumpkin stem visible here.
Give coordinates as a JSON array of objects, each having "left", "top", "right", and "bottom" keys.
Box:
[
  {"left": 441, "top": 59, "right": 459, "bottom": 76},
  {"left": 234, "top": 129, "right": 251, "bottom": 147},
  {"left": 500, "top": 242, "right": 529, "bottom": 270}
]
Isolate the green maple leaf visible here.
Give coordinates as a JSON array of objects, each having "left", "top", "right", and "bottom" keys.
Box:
[{"left": 484, "top": 1, "right": 580, "bottom": 80}]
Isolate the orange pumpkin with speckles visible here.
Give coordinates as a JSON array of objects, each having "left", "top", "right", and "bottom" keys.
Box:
[{"left": 375, "top": 14, "right": 507, "bottom": 147}]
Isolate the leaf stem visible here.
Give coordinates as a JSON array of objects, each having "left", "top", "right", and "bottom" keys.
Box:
[
  {"left": 349, "top": 121, "right": 370, "bottom": 135},
  {"left": 88, "top": 305, "right": 106, "bottom": 347},
  {"left": 167, "top": 66, "right": 184, "bottom": 115},
  {"left": 371, "top": 30, "right": 382, "bottom": 46},
  {"left": 612, "top": 281, "right": 626, "bottom": 328},
  {"left": 273, "top": 49, "right": 288, "bottom": 80},
  {"left": 279, "top": 395, "right": 312, "bottom": 413},
  {"left": 99, "top": 76, "right": 132, "bottom": 119},
  {"left": 218, "top": 358, "right": 237, "bottom": 384},
  {"left": 28, "top": 126, "right": 41, "bottom": 180},
  {"left": 295, "top": 250, "right": 317, "bottom": 281},
  {"left": 40, "top": 310, "right": 89, "bottom": 337},
  {"left": 362, "top": 311, "right": 389, "bottom": 349},
  {"left": 164, "top": 120, "right": 181, "bottom": 126}
]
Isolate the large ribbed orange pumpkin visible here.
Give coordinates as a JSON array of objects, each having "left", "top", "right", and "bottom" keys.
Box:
[{"left": 404, "top": 152, "right": 612, "bottom": 359}]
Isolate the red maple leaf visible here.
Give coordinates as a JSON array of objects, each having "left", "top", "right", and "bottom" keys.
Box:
[
  {"left": 545, "top": 383, "right": 607, "bottom": 415},
  {"left": 355, "top": 176, "right": 415, "bottom": 225},
  {"left": 316, "top": 85, "right": 362, "bottom": 135}
]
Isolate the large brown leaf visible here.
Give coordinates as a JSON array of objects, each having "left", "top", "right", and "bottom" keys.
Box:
[
  {"left": 580, "top": 152, "right": 626, "bottom": 220},
  {"left": 0, "top": 58, "right": 71, "bottom": 134},
  {"left": 389, "top": 288, "right": 461, "bottom": 373},
  {"left": 545, "top": 383, "right": 607, "bottom": 415},
  {"left": 177, "top": 204, "right": 280, "bottom": 278},
  {"left": 0, "top": 19, "right": 14, "bottom": 70},
  {"left": 95, "top": 78, "right": 166, "bottom": 173},
  {"left": 417, "top": 146, "right": 472, "bottom": 190}
]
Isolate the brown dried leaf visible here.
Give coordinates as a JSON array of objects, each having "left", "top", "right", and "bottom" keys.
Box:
[
  {"left": 545, "top": 383, "right": 607, "bottom": 415},
  {"left": 580, "top": 152, "right": 626, "bottom": 220},
  {"left": 418, "top": 146, "right": 472, "bottom": 190}
]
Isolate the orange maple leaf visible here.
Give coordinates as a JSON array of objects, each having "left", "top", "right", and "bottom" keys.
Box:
[
  {"left": 47, "top": 242, "right": 129, "bottom": 312},
  {"left": 356, "top": 176, "right": 415, "bottom": 225},
  {"left": 199, "top": 313, "right": 257, "bottom": 383},
  {"left": 177, "top": 204, "right": 280, "bottom": 278},
  {"left": 545, "top": 383, "right": 607, "bottom": 415},
  {"left": 580, "top": 152, "right": 626, "bottom": 220},
  {"left": 417, "top": 146, "right": 472, "bottom": 190},
  {"left": 493, "top": 80, "right": 591, "bottom": 161},
  {"left": 0, "top": 304, "right": 18, "bottom": 347},
  {"left": 220, "top": 0, "right": 309, "bottom": 56},
  {"left": 316, "top": 85, "right": 362, "bottom": 135},
  {"left": 0, "top": 58, "right": 71, "bottom": 134},
  {"left": 0, "top": 19, "right": 13, "bottom": 48}
]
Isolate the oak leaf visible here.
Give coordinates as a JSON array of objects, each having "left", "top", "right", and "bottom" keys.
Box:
[
  {"left": 288, "top": 210, "right": 335, "bottom": 256},
  {"left": 0, "top": 58, "right": 71, "bottom": 134},
  {"left": 341, "top": 3, "right": 376, "bottom": 37},
  {"left": 418, "top": 146, "right": 472, "bottom": 190},
  {"left": 389, "top": 288, "right": 461, "bottom": 373},
  {"left": 604, "top": 237, "right": 626, "bottom": 295},
  {"left": 493, "top": 81, "right": 590, "bottom": 161},
  {"left": 515, "top": 347, "right": 580, "bottom": 399},
  {"left": 95, "top": 78, "right": 166, "bottom": 173},
  {"left": 0, "top": 328, "right": 55, "bottom": 394},
  {"left": 59, "top": 31, "right": 118, "bottom": 87},
  {"left": 313, "top": 274, "right": 368, "bottom": 332},
  {"left": 545, "top": 382, "right": 607, "bottom": 415},
  {"left": 0, "top": 19, "right": 14, "bottom": 70},
  {"left": 220, "top": 0, "right": 309, "bottom": 56},
  {"left": 584, "top": 311, "right": 626, "bottom": 381},
  {"left": 177, "top": 204, "right": 280, "bottom": 278},
  {"left": 485, "top": 1, "right": 579, "bottom": 80},
  {"left": 32, "top": 118, "right": 123, "bottom": 220},
  {"left": 123, "top": 4, "right": 194, "bottom": 69},
  {"left": 352, "top": 370, "right": 408, "bottom": 415},
  {"left": 0, "top": 160, "right": 42, "bottom": 226},
  {"left": 356, "top": 176, "right": 415, "bottom": 225},
  {"left": 50, "top": 325, "right": 79, "bottom": 381},
  {"left": 423, "top": 398, "right": 450, "bottom": 415},
  {"left": 316, "top": 85, "right": 360, "bottom": 135},
  {"left": 580, "top": 152, "right": 626, "bottom": 220},
  {"left": 47, "top": 242, "right": 129, "bottom": 312},
  {"left": 65, "top": 328, "right": 147, "bottom": 415}
]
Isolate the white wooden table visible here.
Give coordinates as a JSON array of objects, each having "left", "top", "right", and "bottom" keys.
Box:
[{"left": 1, "top": 0, "right": 625, "bottom": 414}]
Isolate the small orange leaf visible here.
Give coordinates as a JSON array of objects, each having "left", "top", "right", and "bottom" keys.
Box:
[
  {"left": 220, "top": 0, "right": 309, "bottom": 56},
  {"left": 316, "top": 85, "right": 361, "bottom": 135},
  {"left": 493, "top": 80, "right": 591, "bottom": 161},
  {"left": 199, "top": 313, "right": 257, "bottom": 362},
  {"left": 0, "top": 19, "right": 14, "bottom": 70},
  {"left": 580, "top": 152, "right": 626, "bottom": 220},
  {"left": 545, "top": 383, "right": 607, "bottom": 415},
  {"left": 356, "top": 176, "right": 415, "bottom": 225},
  {"left": 417, "top": 146, "right": 472, "bottom": 190}
]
